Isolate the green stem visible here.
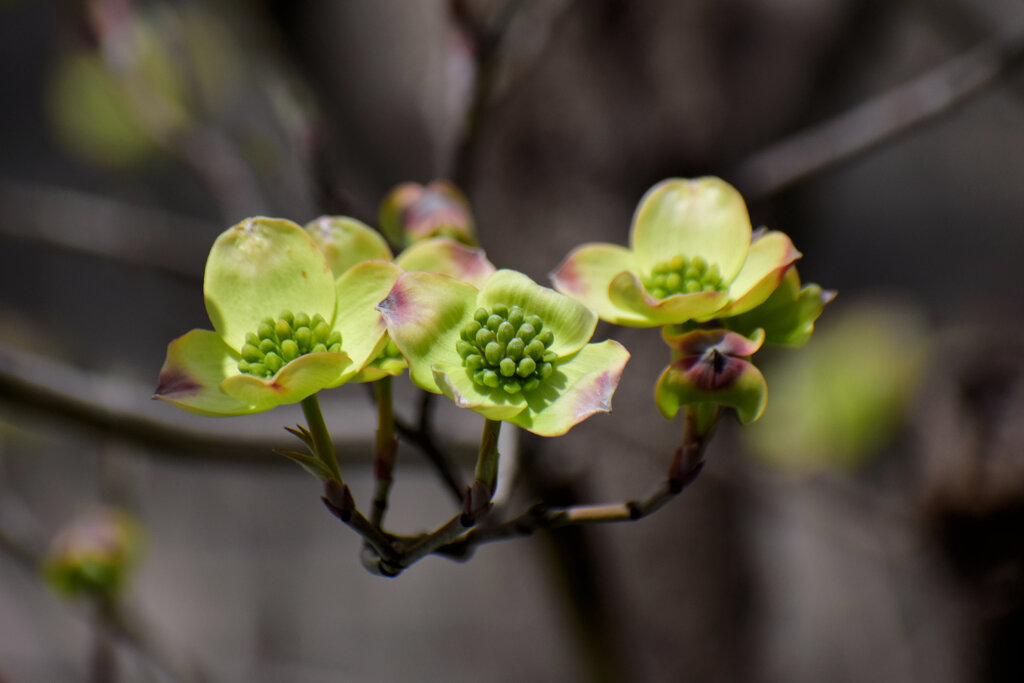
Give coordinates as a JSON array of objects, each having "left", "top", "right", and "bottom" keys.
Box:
[
  {"left": 474, "top": 418, "right": 502, "bottom": 494},
  {"left": 301, "top": 394, "right": 341, "bottom": 481},
  {"left": 371, "top": 376, "right": 398, "bottom": 528},
  {"left": 389, "top": 418, "right": 504, "bottom": 571}
]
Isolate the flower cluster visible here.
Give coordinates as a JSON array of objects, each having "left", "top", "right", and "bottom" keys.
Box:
[
  {"left": 551, "top": 176, "right": 833, "bottom": 423},
  {"left": 156, "top": 175, "right": 830, "bottom": 439}
]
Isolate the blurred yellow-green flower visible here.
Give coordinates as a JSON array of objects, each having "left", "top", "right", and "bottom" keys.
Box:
[{"left": 43, "top": 508, "right": 143, "bottom": 601}]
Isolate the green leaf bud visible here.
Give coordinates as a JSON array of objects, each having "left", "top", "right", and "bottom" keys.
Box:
[
  {"left": 539, "top": 362, "right": 553, "bottom": 380},
  {"left": 294, "top": 312, "right": 310, "bottom": 329},
  {"left": 497, "top": 321, "right": 515, "bottom": 344},
  {"left": 517, "top": 357, "right": 536, "bottom": 378},
  {"left": 279, "top": 310, "right": 294, "bottom": 325},
  {"left": 506, "top": 337, "right": 525, "bottom": 360},
  {"left": 508, "top": 306, "right": 524, "bottom": 327},
  {"left": 241, "top": 343, "right": 263, "bottom": 362},
  {"left": 517, "top": 323, "right": 536, "bottom": 342},
  {"left": 525, "top": 314, "right": 543, "bottom": 331},
  {"left": 312, "top": 320, "right": 331, "bottom": 345},
  {"left": 312, "top": 343, "right": 327, "bottom": 354},
  {"left": 492, "top": 303, "right": 509, "bottom": 318},
  {"left": 526, "top": 340, "right": 545, "bottom": 362},
  {"left": 248, "top": 362, "right": 267, "bottom": 377},
  {"left": 486, "top": 314, "right": 503, "bottom": 331},
  {"left": 475, "top": 328, "right": 495, "bottom": 347},
  {"left": 482, "top": 370, "right": 500, "bottom": 388},
  {"left": 484, "top": 341, "right": 504, "bottom": 365},
  {"left": 245, "top": 332, "right": 260, "bottom": 347},
  {"left": 264, "top": 352, "right": 284, "bottom": 374},
  {"left": 457, "top": 340, "right": 475, "bottom": 358},
  {"left": 502, "top": 379, "right": 522, "bottom": 394},
  {"left": 280, "top": 339, "right": 300, "bottom": 362},
  {"left": 259, "top": 339, "right": 277, "bottom": 354},
  {"left": 257, "top": 321, "right": 276, "bottom": 341},
  {"left": 685, "top": 280, "right": 701, "bottom": 293},
  {"left": 461, "top": 320, "right": 482, "bottom": 341},
  {"left": 275, "top": 319, "right": 292, "bottom": 340},
  {"left": 536, "top": 330, "right": 554, "bottom": 348},
  {"left": 466, "top": 354, "right": 485, "bottom": 371},
  {"left": 327, "top": 330, "right": 342, "bottom": 347},
  {"left": 499, "top": 358, "right": 517, "bottom": 377},
  {"left": 523, "top": 378, "right": 540, "bottom": 392},
  {"left": 295, "top": 326, "right": 312, "bottom": 351},
  {"left": 237, "top": 360, "right": 251, "bottom": 374},
  {"left": 474, "top": 308, "right": 490, "bottom": 325},
  {"left": 328, "top": 342, "right": 343, "bottom": 353}
]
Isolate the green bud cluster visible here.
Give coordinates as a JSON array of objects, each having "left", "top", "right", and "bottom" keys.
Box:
[
  {"left": 237, "top": 311, "right": 342, "bottom": 378},
  {"left": 457, "top": 304, "right": 556, "bottom": 394},
  {"left": 643, "top": 255, "right": 723, "bottom": 299}
]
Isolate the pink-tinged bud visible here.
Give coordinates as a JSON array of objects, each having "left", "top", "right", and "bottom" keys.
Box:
[
  {"left": 43, "top": 507, "right": 143, "bottom": 601},
  {"left": 379, "top": 181, "right": 475, "bottom": 247},
  {"left": 655, "top": 329, "right": 767, "bottom": 424}
]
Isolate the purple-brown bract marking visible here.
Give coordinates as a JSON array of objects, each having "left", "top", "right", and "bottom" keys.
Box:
[
  {"left": 573, "top": 369, "right": 615, "bottom": 418},
  {"left": 681, "top": 350, "right": 743, "bottom": 392},
  {"left": 155, "top": 367, "right": 202, "bottom": 398},
  {"left": 376, "top": 281, "right": 411, "bottom": 326}
]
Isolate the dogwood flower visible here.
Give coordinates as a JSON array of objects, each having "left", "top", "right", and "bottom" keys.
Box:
[
  {"left": 551, "top": 177, "right": 800, "bottom": 327},
  {"left": 378, "top": 269, "right": 629, "bottom": 436},
  {"left": 155, "top": 217, "right": 400, "bottom": 415}
]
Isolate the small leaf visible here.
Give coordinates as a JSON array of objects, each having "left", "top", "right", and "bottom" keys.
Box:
[{"left": 274, "top": 448, "right": 334, "bottom": 481}]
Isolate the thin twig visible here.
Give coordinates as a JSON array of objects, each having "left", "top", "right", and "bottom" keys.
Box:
[
  {"left": 395, "top": 394, "right": 467, "bottom": 502},
  {"left": 732, "top": 19, "right": 1024, "bottom": 199},
  {"left": 0, "top": 180, "right": 212, "bottom": 282},
  {"left": 0, "top": 343, "right": 369, "bottom": 466},
  {"left": 448, "top": 0, "right": 525, "bottom": 189},
  {"left": 436, "top": 425, "right": 709, "bottom": 560},
  {"left": 370, "top": 377, "right": 398, "bottom": 528}
]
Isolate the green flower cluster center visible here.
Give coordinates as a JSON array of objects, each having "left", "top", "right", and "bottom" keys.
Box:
[
  {"left": 457, "top": 304, "right": 556, "bottom": 394},
  {"left": 237, "top": 311, "right": 342, "bottom": 378},
  {"left": 643, "top": 255, "right": 723, "bottom": 299}
]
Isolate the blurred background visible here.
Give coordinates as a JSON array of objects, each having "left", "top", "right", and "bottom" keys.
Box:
[{"left": 2, "top": 0, "right": 1024, "bottom": 681}]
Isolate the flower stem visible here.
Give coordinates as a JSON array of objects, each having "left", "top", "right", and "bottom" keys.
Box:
[
  {"left": 300, "top": 394, "right": 341, "bottom": 482},
  {"left": 435, "top": 412, "right": 712, "bottom": 560},
  {"left": 371, "top": 376, "right": 398, "bottom": 528},
  {"left": 390, "top": 418, "right": 503, "bottom": 570},
  {"left": 474, "top": 418, "right": 502, "bottom": 495}
]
